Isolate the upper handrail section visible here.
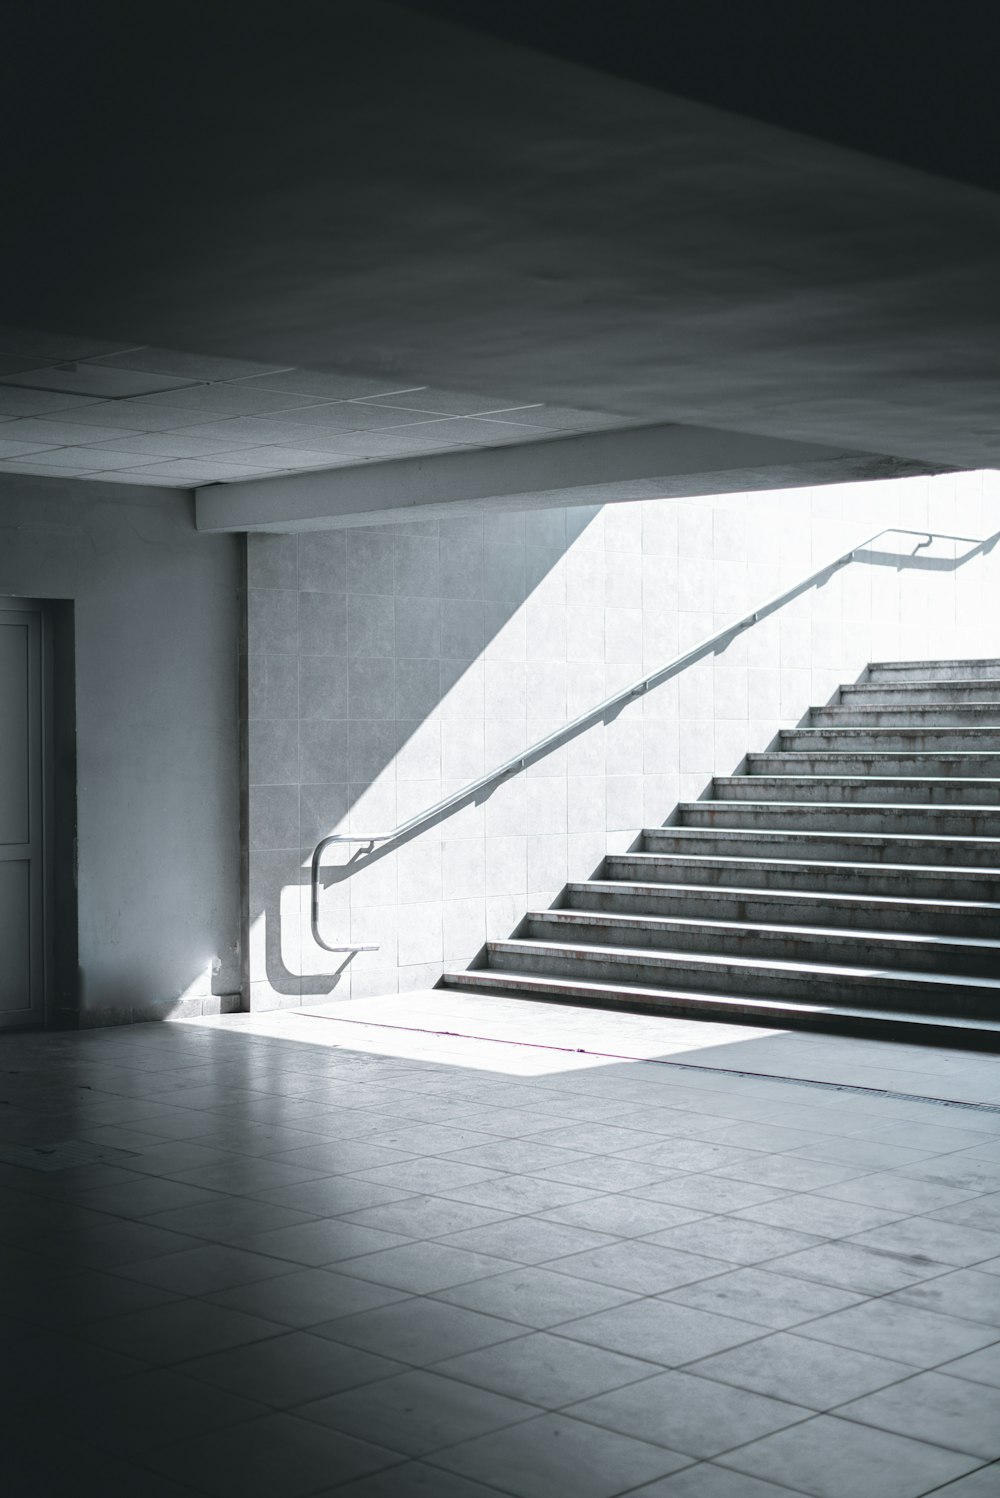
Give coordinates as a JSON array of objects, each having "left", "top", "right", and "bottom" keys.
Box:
[{"left": 310, "top": 524, "right": 994, "bottom": 952}]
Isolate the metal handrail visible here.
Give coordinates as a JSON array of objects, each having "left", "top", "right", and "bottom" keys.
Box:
[{"left": 311, "top": 524, "right": 991, "bottom": 952}]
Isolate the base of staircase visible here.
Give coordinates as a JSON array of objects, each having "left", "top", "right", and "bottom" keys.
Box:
[{"left": 441, "top": 969, "right": 1000, "bottom": 1049}]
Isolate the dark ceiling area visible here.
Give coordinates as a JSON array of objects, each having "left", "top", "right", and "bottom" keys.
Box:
[{"left": 403, "top": 0, "right": 1000, "bottom": 195}]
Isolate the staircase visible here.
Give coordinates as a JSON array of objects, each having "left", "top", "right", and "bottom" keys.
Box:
[{"left": 441, "top": 659, "right": 1000, "bottom": 1045}]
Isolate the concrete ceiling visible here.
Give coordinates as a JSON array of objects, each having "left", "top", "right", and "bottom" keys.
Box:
[{"left": 2, "top": 1, "right": 997, "bottom": 518}]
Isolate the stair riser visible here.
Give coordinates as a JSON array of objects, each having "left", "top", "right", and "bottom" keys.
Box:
[
  {"left": 867, "top": 661, "right": 1000, "bottom": 682},
  {"left": 780, "top": 730, "right": 1000, "bottom": 751},
  {"left": 487, "top": 945, "right": 1000, "bottom": 1017},
  {"left": 442, "top": 972, "right": 1000, "bottom": 1045},
  {"left": 748, "top": 754, "right": 1000, "bottom": 777},
  {"left": 605, "top": 855, "right": 1000, "bottom": 899},
  {"left": 714, "top": 777, "right": 1000, "bottom": 806},
  {"left": 679, "top": 804, "right": 1000, "bottom": 836},
  {"left": 841, "top": 684, "right": 1000, "bottom": 704},
  {"left": 524, "top": 915, "right": 1000, "bottom": 975},
  {"left": 643, "top": 827, "right": 1000, "bottom": 865},
  {"left": 810, "top": 707, "right": 1000, "bottom": 727},
  {"left": 564, "top": 884, "right": 1000, "bottom": 937}
]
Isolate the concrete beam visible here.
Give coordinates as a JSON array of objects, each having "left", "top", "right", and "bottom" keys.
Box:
[{"left": 195, "top": 422, "right": 936, "bottom": 533}]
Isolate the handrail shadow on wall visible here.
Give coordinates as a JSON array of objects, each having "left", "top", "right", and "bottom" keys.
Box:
[{"left": 299, "top": 524, "right": 999, "bottom": 972}]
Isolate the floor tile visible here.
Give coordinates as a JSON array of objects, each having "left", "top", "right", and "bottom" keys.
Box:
[
  {"left": 685, "top": 1331, "right": 915, "bottom": 1410},
  {"left": 715, "top": 1414, "right": 981, "bottom": 1498},
  {"left": 540, "top": 1195, "right": 707, "bottom": 1237},
  {"left": 837, "top": 1370, "right": 1000, "bottom": 1459},
  {"left": 715, "top": 1157, "right": 867, "bottom": 1191},
  {"left": 0, "top": 1265, "right": 181, "bottom": 1327},
  {"left": 846, "top": 1216, "right": 1000, "bottom": 1267},
  {"left": 313, "top": 1295, "right": 525, "bottom": 1362},
  {"left": 534, "top": 1157, "right": 676, "bottom": 1191},
  {"left": 891, "top": 1268, "right": 1000, "bottom": 1326},
  {"left": 567, "top": 1367, "right": 811, "bottom": 1458},
  {"left": 61, "top": 1367, "right": 268, "bottom": 1454},
  {"left": 116, "top": 1243, "right": 298, "bottom": 1295},
  {"left": 141, "top": 1198, "right": 318, "bottom": 1246},
  {"left": 439, "top": 1217, "right": 618, "bottom": 1265},
  {"left": 251, "top": 1180, "right": 418, "bottom": 1218},
  {"left": 558, "top": 1299, "right": 762, "bottom": 1366},
  {"left": 432, "top": 1329, "right": 660, "bottom": 1406},
  {"left": 272, "top": 1140, "right": 419, "bottom": 1173},
  {"left": 624, "top": 1464, "right": 810, "bottom": 1497},
  {"left": 299, "top": 1368, "right": 537, "bottom": 1455},
  {"left": 238, "top": 1218, "right": 413, "bottom": 1266},
  {"left": 663, "top": 1266, "right": 863, "bottom": 1330},
  {"left": 353, "top": 1160, "right": 503, "bottom": 1195},
  {"left": 332, "top": 1460, "right": 510, "bottom": 1497},
  {"left": 546, "top": 1240, "right": 726, "bottom": 1294},
  {"left": 769, "top": 1241, "right": 953, "bottom": 1295},
  {"left": 208, "top": 1266, "right": 410, "bottom": 1327},
  {"left": 629, "top": 1176, "right": 788, "bottom": 1213},
  {"left": 429, "top": 1412, "right": 690, "bottom": 1498},
  {"left": 341, "top": 1195, "right": 513, "bottom": 1239},
  {"left": 643, "top": 1217, "right": 823, "bottom": 1265},
  {"left": 914, "top": 1464, "right": 1000, "bottom": 1496},
  {"left": 338, "top": 1241, "right": 520, "bottom": 1294},
  {"left": 180, "top": 1330, "right": 407, "bottom": 1406},
  {"left": 818, "top": 1174, "right": 980, "bottom": 1214},
  {"left": 432, "top": 1265, "right": 640, "bottom": 1328},
  {"left": 938, "top": 1341, "right": 1000, "bottom": 1389},
  {"left": 734, "top": 1193, "right": 902, "bottom": 1237},
  {"left": 796, "top": 1297, "right": 999, "bottom": 1367},
  {"left": 437, "top": 1174, "right": 600, "bottom": 1213},
  {"left": 77, "top": 1297, "right": 285, "bottom": 1363},
  {"left": 144, "top": 1411, "right": 403, "bottom": 1497}
]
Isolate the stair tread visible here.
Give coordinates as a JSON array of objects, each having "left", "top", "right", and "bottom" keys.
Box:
[
  {"left": 748, "top": 752, "right": 1000, "bottom": 760},
  {"left": 616, "top": 850, "right": 1000, "bottom": 872},
  {"left": 682, "top": 802, "right": 999, "bottom": 814},
  {"left": 652, "top": 824, "right": 1000, "bottom": 838},
  {"left": 490, "top": 938, "right": 1000, "bottom": 987},
  {"left": 444, "top": 971, "right": 1000, "bottom": 1033},
  {"left": 783, "top": 726, "right": 1000, "bottom": 734},
  {"left": 570, "top": 879, "right": 1000, "bottom": 913},
  {"left": 530, "top": 909, "right": 1000, "bottom": 949},
  {"left": 845, "top": 678, "right": 1000, "bottom": 689},
  {"left": 714, "top": 775, "right": 1000, "bottom": 784},
  {"left": 868, "top": 657, "right": 1000, "bottom": 668}
]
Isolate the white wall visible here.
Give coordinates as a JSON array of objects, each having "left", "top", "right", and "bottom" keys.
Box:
[
  {"left": 0, "top": 476, "right": 242, "bottom": 1025},
  {"left": 245, "top": 469, "right": 1000, "bottom": 1009}
]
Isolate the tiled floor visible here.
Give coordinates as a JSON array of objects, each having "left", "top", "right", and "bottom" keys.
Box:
[{"left": 1, "top": 993, "right": 999, "bottom": 1498}]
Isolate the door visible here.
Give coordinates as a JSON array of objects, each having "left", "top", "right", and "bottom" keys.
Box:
[{"left": 0, "top": 603, "right": 45, "bottom": 1028}]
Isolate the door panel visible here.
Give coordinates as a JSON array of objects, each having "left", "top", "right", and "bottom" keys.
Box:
[
  {"left": 0, "top": 862, "right": 31, "bottom": 1016},
  {"left": 0, "top": 606, "right": 44, "bottom": 1028},
  {"left": 0, "top": 621, "right": 30, "bottom": 846}
]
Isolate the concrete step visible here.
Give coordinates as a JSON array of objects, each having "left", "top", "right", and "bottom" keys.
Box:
[
  {"left": 867, "top": 658, "right": 1000, "bottom": 682},
  {"left": 480, "top": 938, "right": 1000, "bottom": 1017},
  {"left": 679, "top": 800, "right": 1000, "bottom": 837},
  {"left": 714, "top": 775, "right": 1000, "bottom": 806},
  {"left": 780, "top": 727, "right": 1000, "bottom": 752},
  {"left": 642, "top": 823, "right": 1000, "bottom": 867},
  {"left": 604, "top": 851, "right": 1000, "bottom": 900},
  {"left": 440, "top": 969, "right": 1000, "bottom": 1046},
  {"left": 564, "top": 878, "right": 1000, "bottom": 937},
  {"left": 840, "top": 681, "right": 1000, "bottom": 705},
  {"left": 524, "top": 908, "right": 1000, "bottom": 976},
  {"left": 746, "top": 752, "right": 1000, "bottom": 777},
  {"left": 809, "top": 704, "right": 1000, "bottom": 727}
]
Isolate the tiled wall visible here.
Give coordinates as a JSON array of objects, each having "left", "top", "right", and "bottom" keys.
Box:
[{"left": 245, "top": 469, "right": 1000, "bottom": 1010}]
